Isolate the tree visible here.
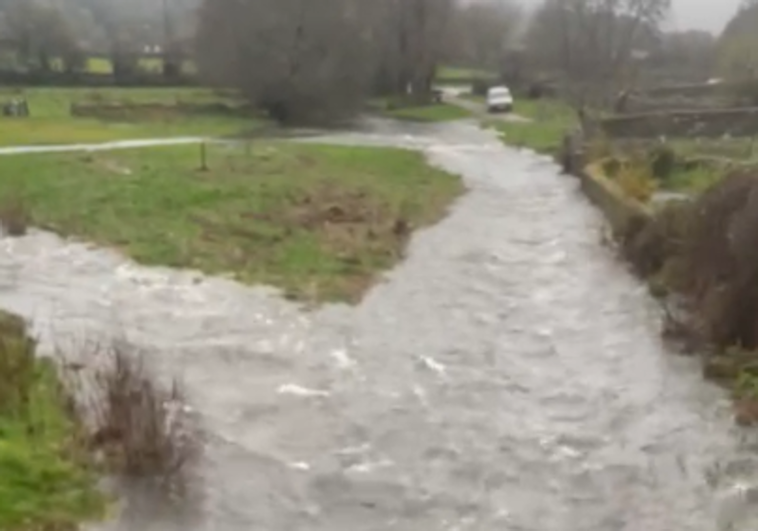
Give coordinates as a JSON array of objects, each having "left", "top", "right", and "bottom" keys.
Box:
[
  {"left": 2, "top": 0, "right": 82, "bottom": 73},
  {"left": 525, "top": 0, "right": 671, "bottom": 108},
  {"left": 372, "top": 0, "right": 454, "bottom": 100},
  {"left": 444, "top": 0, "right": 522, "bottom": 71},
  {"left": 196, "top": 0, "right": 378, "bottom": 124},
  {"left": 718, "top": 1, "right": 758, "bottom": 79}
]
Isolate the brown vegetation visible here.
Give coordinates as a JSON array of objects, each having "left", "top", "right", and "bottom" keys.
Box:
[
  {"left": 617, "top": 170, "right": 758, "bottom": 422},
  {"left": 0, "top": 193, "right": 31, "bottom": 236},
  {"left": 69, "top": 339, "right": 200, "bottom": 494}
]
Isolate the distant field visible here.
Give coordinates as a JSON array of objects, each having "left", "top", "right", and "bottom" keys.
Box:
[
  {"left": 0, "top": 54, "right": 197, "bottom": 76},
  {"left": 0, "top": 87, "right": 261, "bottom": 146},
  {"left": 436, "top": 66, "right": 494, "bottom": 81},
  {"left": 489, "top": 98, "right": 577, "bottom": 155}
]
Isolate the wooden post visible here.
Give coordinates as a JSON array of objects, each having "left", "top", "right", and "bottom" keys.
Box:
[{"left": 199, "top": 142, "right": 208, "bottom": 171}]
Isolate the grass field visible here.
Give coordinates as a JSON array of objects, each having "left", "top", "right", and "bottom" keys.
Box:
[
  {"left": 435, "top": 66, "right": 495, "bottom": 85},
  {"left": 0, "top": 87, "right": 262, "bottom": 146},
  {"left": 385, "top": 103, "right": 471, "bottom": 122},
  {"left": 369, "top": 97, "right": 471, "bottom": 122},
  {"left": 489, "top": 98, "right": 577, "bottom": 155},
  {"left": 0, "top": 311, "right": 105, "bottom": 531},
  {"left": 0, "top": 142, "right": 463, "bottom": 303}
]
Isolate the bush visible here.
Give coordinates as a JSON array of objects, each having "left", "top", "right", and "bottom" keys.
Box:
[
  {"left": 621, "top": 199, "right": 693, "bottom": 279},
  {"left": 0, "top": 193, "right": 31, "bottom": 236},
  {"left": 615, "top": 162, "right": 656, "bottom": 203},
  {"left": 74, "top": 339, "right": 199, "bottom": 494},
  {"left": 471, "top": 78, "right": 491, "bottom": 96},
  {"left": 649, "top": 144, "right": 677, "bottom": 182}
]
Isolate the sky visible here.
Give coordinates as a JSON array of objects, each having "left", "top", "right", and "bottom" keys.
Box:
[
  {"left": 667, "top": 0, "right": 742, "bottom": 34},
  {"left": 514, "top": 0, "right": 743, "bottom": 34}
]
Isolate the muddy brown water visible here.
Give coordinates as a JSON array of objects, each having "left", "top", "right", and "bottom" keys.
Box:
[{"left": 1, "top": 119, "right": 758, "bottom": 530}]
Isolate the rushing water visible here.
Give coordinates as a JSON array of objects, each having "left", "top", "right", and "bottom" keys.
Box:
[{"left": 1, "top": 120, "right": 758, "bottom": 530}]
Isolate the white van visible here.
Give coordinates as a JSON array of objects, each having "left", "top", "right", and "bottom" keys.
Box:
[{"left": 487, "top": 86, "right": 513, "bottom": 113}]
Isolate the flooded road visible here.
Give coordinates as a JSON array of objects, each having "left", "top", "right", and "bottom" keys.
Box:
[{"left": 1, "top": 119, "right": 758, "bottom": 530}]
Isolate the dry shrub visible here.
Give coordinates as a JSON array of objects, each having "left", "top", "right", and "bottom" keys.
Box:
[
  {"left": 586, "top": 134, "right": 614, "bottom": 162},
  {"left": 0, "top": 193, "right": 31, "bottom": 236},
  {"left": 622, "top": 199, "right": 694, "bottom": 278},
  {"left": 681, "top": 171, "right": 758, "bottom": 349},
  {"left": 615, "top": 161, "right": 656, "bottom": 203},
  {"left": 72, "top": 340, "right": 199, "bottom": 496}
]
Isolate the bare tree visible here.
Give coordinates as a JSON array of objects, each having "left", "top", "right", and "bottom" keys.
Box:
[
  {"left": 373, "top": 0, "right": 453, "bottom": 101},
  {"left": 525, "top": 0, "right": 671, "bottom": 109},
  {"left": 196, "top": 0, "right": 378, "bottom": 124},
  {"left": 444, "top": 0, "right": 522, "bottom": 71},
  {"left": 3, "top": 0, "right": 82, "bottom": 73}
]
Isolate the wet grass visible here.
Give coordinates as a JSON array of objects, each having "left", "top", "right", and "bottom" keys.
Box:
[
  {"left": 0, "top": 142, "right": 463, "bottom": 302},
  {"left": 369, "top": 97, "right": 471, "bottom": 122},
  {"left": 0, "top": 88, "right": 262, "bottom": 146},
  {"left": 488, "top": 98, "right": 576, "bottom": 155},
  {"left": 384, "top": 103, "right": 471, "bottom": 122},
  {"left": 0, "top": 311, "right": 106, "bottom": 531}
]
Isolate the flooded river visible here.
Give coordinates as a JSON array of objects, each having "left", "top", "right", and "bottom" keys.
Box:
[{"left": 1, "top": 119, "right": 757, "bottom": 530}]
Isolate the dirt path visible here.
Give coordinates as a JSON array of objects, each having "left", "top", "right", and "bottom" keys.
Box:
[{"left": 0, "top": 137, "right": 213, "bottom": 156}]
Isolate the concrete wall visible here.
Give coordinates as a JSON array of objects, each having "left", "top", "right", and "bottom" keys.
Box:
[{"left": 600, "top": 107, "right": 758, "bottom": 139}]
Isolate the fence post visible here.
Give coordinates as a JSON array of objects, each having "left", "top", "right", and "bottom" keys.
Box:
[{"left": 199, "top": 142, "right": 208, "bottom": 171}]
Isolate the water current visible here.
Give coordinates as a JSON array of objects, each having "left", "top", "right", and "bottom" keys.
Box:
[{"left": 1, "top": 119, "right": 757, "bottom": 530}]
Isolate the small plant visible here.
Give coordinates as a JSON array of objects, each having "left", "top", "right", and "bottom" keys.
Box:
[
  {"left": 615, "top": 161, "right": 656, "bottom": 203},
  {"left": 649, "top": 144, "right": 677, "bottom": 182},
  {"left": 0, "top": 193, "right": 31, "bottom": 236},
  {"left": 586, "top": 134, "right": 613, "bottom": 162},
  {"left": 72, "top": 339, "right": 200, "bottom": 496}
]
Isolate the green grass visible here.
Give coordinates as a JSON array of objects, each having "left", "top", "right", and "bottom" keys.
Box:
[
  {"left": 488, "top": 98, "right": 577, "bottom": 155},
  {"left": 0, "top": 87, "right": 262, "bottom": 146},
  {"left": 0, "top": 311, "right": 106, "bottom": 531},
  {"left": 369, "top": 97, "right": 471, "bottom": 122},
  {"left": 1, "top": 54, "right": 197, "bottom": 76},
  {"left": 0, "top": 142, "right": 463, "bottom": 302},
  {"left": 435, "top": 66, "right": 495, "bottom": 83},
  {"left": 385, "top": 103, "right": 471, "bottom": 122}
]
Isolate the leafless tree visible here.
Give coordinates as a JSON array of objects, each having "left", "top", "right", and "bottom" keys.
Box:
[
  {"left": 196, "top": 0, "right": 378, "bottom": 124},
  {"left": 3, "top": 0, "right": 82, "bottom": 72},
  {"left": 444, "top": 0, "right": 522, "bottom": 71},
  {"left": 525, "top": 0, "right": 671, "bottom": 109},
  {"left": 373, "top": 0, "right": 454, "bottom": 100}
]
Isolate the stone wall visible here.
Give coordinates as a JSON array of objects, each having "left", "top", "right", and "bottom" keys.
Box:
[
  {"left": 600, "top": 107, "right": 758, "bottom": 139},
  {"left": 577, "top": 162, "right": 652, "bottom": 237}
]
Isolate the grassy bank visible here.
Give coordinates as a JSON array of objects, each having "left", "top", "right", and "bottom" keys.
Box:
[
  {"left": 489, "top": 98, "right": 576, "bottom": 155},
  {"left": 0, "top": 142, "right": 463, "bottom": 303},
  {"left": 0, "top": 311, "right": 105, "bottom": 530},
  {"left": 384, "top": 103, "right": 471, "bottom": 122},
  {"left": 0, "top": 87, "right": 262, "bottom": 146},
  {"left": 578, "top": 138, "right": 758, "bottom": 425},
  {"left": 369, "top": 97, "right": 471, "bottom": 122}
]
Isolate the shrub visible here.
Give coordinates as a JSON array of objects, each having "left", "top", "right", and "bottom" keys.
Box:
[
  {"left": 615, "top": 162, "right": 656, "bottom": 203},
  {"left": 648, "top": 144, "right": 677, "bottom": 182},
  {"left": 68, "top": 339, "right": 200, "bottom": 497},
  {"left": 0, "top": 193, "right": 31, "bottom": 236}
]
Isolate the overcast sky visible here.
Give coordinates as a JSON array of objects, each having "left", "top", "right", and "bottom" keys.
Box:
[
  {"left": 667, "top": 0, "right": 741, "bottom": 33},
  {"left": 515, "top": 0, "right": 742, "bottom": 34}
]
